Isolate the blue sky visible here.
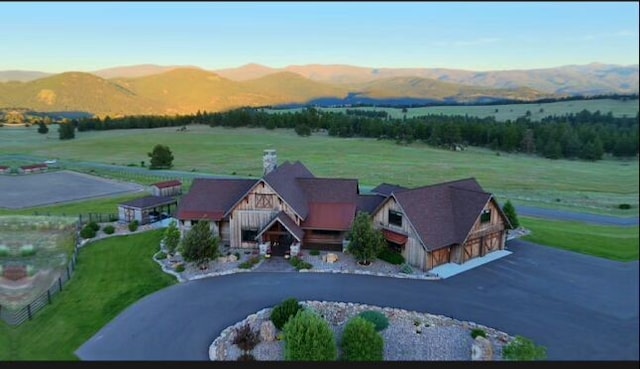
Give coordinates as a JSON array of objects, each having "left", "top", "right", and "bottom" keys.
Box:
[{"left": 1, "top": 1, "right": 638, "bottom": 73}]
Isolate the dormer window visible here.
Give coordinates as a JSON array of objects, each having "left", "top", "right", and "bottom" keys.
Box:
[
  {"left": 388, "top": 210, "right": 403, "bottom": 227},
  {"left": 480, "top": 209, "right": 491, "bottom": 223}
]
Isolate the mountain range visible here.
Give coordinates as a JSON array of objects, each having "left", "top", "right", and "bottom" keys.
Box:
[{"left": 0, "top": 63, "right": 637, "bottom": 117}]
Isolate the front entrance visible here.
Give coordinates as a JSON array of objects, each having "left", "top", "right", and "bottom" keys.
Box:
[{"left": 267, "top": 233, "right": 294, "bottom": 256}]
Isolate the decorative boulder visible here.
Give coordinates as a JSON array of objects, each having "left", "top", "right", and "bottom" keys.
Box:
[
  {"left": 228, "top": 254, "right": 238, "bottom": 262},
  {"left": 326, "top": 253, "right": 338, "bottom": 263},
  {"left": 471, "top": 336, "right": 494, "bottom": 361},
  {"left": 217, "top": 256, "right": 228, "bottom": 263},
  {"left": 259, "top": 320, "right": 277, "bottom": 342}
]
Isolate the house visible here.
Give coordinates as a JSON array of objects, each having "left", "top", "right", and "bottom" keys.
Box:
[
  {"left": 176, "top": 150, "right": 511, "bottom": 271},
  {"left": 19, "top": 163, "right": 48, "bottom": 174},
  {"left": 150, "top": 180, "right": 182, "bottom": 197},
  {"left": 118, "top": 195, "right": 177, "bottom": 225}
]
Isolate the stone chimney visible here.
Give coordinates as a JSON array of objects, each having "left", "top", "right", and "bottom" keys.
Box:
[{"left": 263, "top": 149, "right": 277, "bottom": 175}]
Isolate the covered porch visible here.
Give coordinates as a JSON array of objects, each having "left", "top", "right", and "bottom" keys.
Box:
[{"left": 256, "top": 211, "right": 304, "bottom": 256}]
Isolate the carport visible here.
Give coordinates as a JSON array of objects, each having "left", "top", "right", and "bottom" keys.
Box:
[{"left": 118, "top": 196, "right": 177, "bottom": 225}]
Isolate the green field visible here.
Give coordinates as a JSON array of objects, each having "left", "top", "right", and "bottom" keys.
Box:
[
  {"left": 1, "top": 124, "right": 637, "bottom": 217},
  {"left": 0, "top": 230, "right": 176, "bottom": 360},
  {"left": 521, "top": 217, "right": 639, "bottom": 261},
  {"left": 267, "top": 98, "right": 639, "bottom": 121}
]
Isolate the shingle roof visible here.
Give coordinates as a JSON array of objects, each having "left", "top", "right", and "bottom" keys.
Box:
[
  {"left": 371, "top": 183, "right": 409, "bottom": 196},
  {"left": 20, "top": 163, "right": 47, "bottom": 170},
  {"left": 176, "top": 178, "right": 256, "bottom": 221},
  {"left": 302, "top": 203, "right": 357, "bottom": 230},
  {"left": 120, "top": 195, "right": 177, "bottom": 209},
  {"left": 264, "top": 161, "right": 314, "bottom": 218},
  {"left": 392, "top": 178, "right": 492, "bottom": 251},
  {"left": 356, "top": 194, "right": 387, "bottom": 214},
  {"left": 257, "top": 211, "right": 305, "bottom": 241}
]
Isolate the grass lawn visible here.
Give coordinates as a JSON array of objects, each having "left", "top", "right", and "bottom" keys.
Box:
[
  {"left": 521, "top": 217, "right": 639, "bottom": 261},
  {"left": 0, "top": 230, "right": 176, "bottom": 360},
  {"left": 1, "top": 125, "right": 637, "bottom": 217}
]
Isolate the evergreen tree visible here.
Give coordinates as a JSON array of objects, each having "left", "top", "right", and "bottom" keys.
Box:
[
  {"left": 37, "top": 121, "right": 49, "bottom": 134},
  {"left": 148, "top": 144, "right": 174, "bottom": 169},
  {"left": 347, "top": 212, "right": 386, "bottom": 265},
  {"left": 180, "top": 221, "right": 219, "bottom": 269},
  {"left": 58, "top": 122, "right": 75, "bottom": 140},
  {"left": 163, "top": 220, "right": 181, "bottom": 255},
  {"left": 502, "top": 200, "right": 520, "bottom": 229}
]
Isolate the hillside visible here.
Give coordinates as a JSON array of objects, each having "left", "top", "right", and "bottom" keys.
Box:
[
  {"left": 92, "top": 64, "right": 191, "bottom": 79},
  {"left": 0, "top": 70, "right": 52, "bottom": 83},
  {"left": 240, "top": 71, "right": 350, "bottom": 105}
]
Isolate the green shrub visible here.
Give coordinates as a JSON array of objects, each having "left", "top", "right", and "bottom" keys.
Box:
[
  {"left": 155, "top": 251, "right": 167, "bottom": 260},
  {"left": 502, "top": 335, "right": 547, "bottom": 361},
  {"left": 290, "top": 256, "right": 312, "bottom": 270},
  {"left": 471, "top": 328, "right": 487, "bottom": 339},
  {"left": 175, "top": 263, "right": 185, "bottom": 273},
  {"left": 377, "top": 247, "right": 405, "bottom": 265},
  {"left": 103, "top": 225, "right": 115, "bottom": 234},
  {"left": 239, "top": 256, "right": 260, "bottom": 269},
  {"left": 399, "top": 263, "right": 413, "bottom": 274},
  {"left": 619, "top": 203, "right": 631, "bottom": 210},
  {"left": 357, "top": 310, "right": 389, "bottom": 332},
  {"left": 310, "top": 249, "right": 320, "bottom": 256},
  {"left": 80, "top": 226, "right": 97, "bottom": 239},
  {"left": 128, "top": 220, "right": 139, "bottom": 232},
  {"left": 87, "top": 221, "right": 100, "bottom": 232},
  {"left": 271, "top": 298, "right": 303, "bottom": 330},
  {"left": 234, "top": 252, "right": 241, "bottom": 260},
  {"left": 341, "top": 317, "right": 384, "bottom": 361},
  {"left": 283, "top": 309, "right": 337, "bottom": 361}
]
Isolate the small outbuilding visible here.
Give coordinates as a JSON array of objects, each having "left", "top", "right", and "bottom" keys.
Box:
[
  {"left": 118, "top": 195, "right": 177, "bottom": 225},
  {"left": 19, "top": 163, "right": 48, "bottom": 174},
  {"left": 0, "top": 166, "right": 10, "bottom": 175},
  {"left": 150, "top": 180, "right": 182, "bottom": 197}
]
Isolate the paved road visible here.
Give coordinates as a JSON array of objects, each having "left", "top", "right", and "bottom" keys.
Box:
[
  {"left": 516, "top": 205, "right": 639, "bottom": 227},
  {"left": 76, "top": 240, "right": 639, "bottom": 361}
]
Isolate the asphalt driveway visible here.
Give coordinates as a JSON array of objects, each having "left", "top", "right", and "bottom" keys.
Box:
[
  {"left": 516, "top": 205, "right": 639, "bottom": 227},
  {"left": 76, "top": 239, "right": 639, "bottom": 361}
]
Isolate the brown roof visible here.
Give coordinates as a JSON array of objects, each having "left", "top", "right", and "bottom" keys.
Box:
[
  {"left": 152, "top": 180, "right": 182, "bottom": 189},
  {"left": 263, "top": 161, "right": 315, "bottom": 218},
  {"left": 0, "top": 166, "right": 9, "bottom": 170},
  {"left": 371, "top": 183, "right": 408, "bottom": 196},
  {"left": 176, "top": 178, "right": 256, "bottom": 221},
  {"left": 302, "top": 203, "right": 357, "bottom": 230},
  {"left": 392, "top": 178, "right": 493, "bottom": 251},
  {"left": 257, "top": 211, "right": 305, "bottom": 241},
  {"left": 119, "top": 195, "right": 176, "bottom": 209},
  {"left": 356, "top": 194, "right": 387, "bottom": 214}
]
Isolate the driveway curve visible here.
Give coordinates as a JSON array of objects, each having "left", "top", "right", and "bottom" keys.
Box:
[{"left": 76, "top": 240, "right": 638, "bottom": 361}]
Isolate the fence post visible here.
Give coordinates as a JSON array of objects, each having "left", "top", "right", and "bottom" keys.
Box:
[
  {"left": 67, "top": 265, "right": 71, "bottom": 279},
  {"left": 27, "top": 304, "right": 32, "bottom": 320},
  {"left": 58, "top": 277, "right": 63, "bottom": 291},
  {"left": 47, "top": 289, "right": 51, "bottom": 304}
]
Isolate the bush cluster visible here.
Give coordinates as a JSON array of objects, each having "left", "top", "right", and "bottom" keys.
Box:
[
  {"left": 271, "top": 298, "right": 303, "bottom": 330},
  {"left": 310, "top": 249, "right": 320, "bottom": 256},
  {"left": 175, "top": 263, "right": 185, "bottom": 273},
  {"left": 471, "top": 328, "right": 487, "bottom": 339},
  {"left": 80, "top": 226, "right": 96, "bottom": 239},
  {"left": 290, "top": 256, "right": 312, "bottom": 270},
  {"left": 238, "top": 256, "right": 260, "bottom": 269},
  {"left": 377, "top": 247, "right": 405, "bottom": 265},
  {"left": 341, "top": 317, "right": 384, "bottom": 361},
  {"left": 87, "top": 221, "right": 100, "bottom": 232},
  {"left": 502, "top": 335, "right": 547, "bottom": 361},
  {"left": 357, "top": 310, "right": 389, "bottom": 332},
  {"left": 399, "top": 263, "right": 413, "bottom": 274},
  {"left": 155, "top": 251, "right": 167, "bottom": 260},
  {"left": 283, "top": 310, "right": 337, "bottom": 361},
  {"left": 232, "top": 323, "right": 260, "bottom": 353},
  {"left": 102, "top": 225, "right": 115, "bottom": 234},
  {"left": 128, "top": 220, "right": 139, "bottom": 232}
]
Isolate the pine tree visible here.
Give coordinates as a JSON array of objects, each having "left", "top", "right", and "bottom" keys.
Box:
[
  {"left": 148, "top": 144, "right": 174, "bottom": 169},
  {"left": 502, "top": 200, "right": 520, "bottom": 229},
  {"left": 347, "top": 212, "right": 386, "bottom": 265}
]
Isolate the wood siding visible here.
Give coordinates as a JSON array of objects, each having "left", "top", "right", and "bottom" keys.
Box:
[
  {"left": 372, "top": 197, "right": 427, "bottom": 271},
  {"left": 456, "top": 199, "right": 507, "bottom": 264},
  {"left": 151, "top": 185, "right": 181, "bottom": 197}
]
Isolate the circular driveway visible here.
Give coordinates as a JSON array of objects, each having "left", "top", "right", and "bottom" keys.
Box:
[{"left": 76, "top": 240, "right": 639, "bottom": 361}]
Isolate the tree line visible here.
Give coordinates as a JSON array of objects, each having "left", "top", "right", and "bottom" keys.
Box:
[{"left": 73, "top": 107, "right": 639, "bottom": 161}]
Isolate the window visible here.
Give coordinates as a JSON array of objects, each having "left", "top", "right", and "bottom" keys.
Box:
[
  {"left": 242, "top": 229, "right": 258, "bottom": 242},
  {"left": 480, "top": 209, "right": 491, "bottom": 223},
  {"left": 388, "top": 210, "right": 403, "bottom": 227}
]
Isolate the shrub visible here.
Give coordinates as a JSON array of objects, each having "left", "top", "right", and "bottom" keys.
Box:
[
  {"left": 471, "top": 328, "right": 487, "bottom": 339},
  {"left": 399, "top": 263, "right": 413, "bottom": 274},
  {"left": 238, "top": 256, "right": 260, "bottom": 269},
  {"left": 271, "top": 298, "right": 303, "bottom": 330},
  {"left": 234, "top": 252, "right": 241, "bottom": 260},
  {"left": 232, "top": 323, "right": 260, "bottom": 353},
  {"left": 502, "top": 335, "right": 547, "bottom": 361},
  {"left": 155, "top": 251, "right": 167, "bottom": 260},
  {"left": 377, "top": 247, "right": 405, "bottom": 265},
  {"left": 175, "top": 263, "right": 185, "bottom": 273},
  {"left": 237, "top": 353, "right": 255, "bottom": 361},
  {"left": 357, "top": 310, "right": 389, "bottom": 332},
  {"left": 283, "top": 309, "right": 337, "bottom": 361},
  {"left": 128, "top": 220, "right": 139, "bottom": 232},
  {"left": 310, "top": 249, "right": 320, "bottom": 256},
  {"left": 103, "top": 225, "right": 115, "bottom": 234},
  {"left": 341, "top": 317, "right": 384, "bottom": 361},
  {"left": 87, "top": 221, "right": 100, "bottom": 232},
  {"left": 619, "top": 203, "right": 631, "bottom": 210},
  {"left": 289, "top": 257, "right": 312, "bottom": 270},
  {"left": 80, "top": 226, "right": 97, "bottom": 239}
]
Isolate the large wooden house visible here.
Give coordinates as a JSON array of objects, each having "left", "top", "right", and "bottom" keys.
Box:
[{"left": 176, "top": 151, "right": 511, "bottom": 271}]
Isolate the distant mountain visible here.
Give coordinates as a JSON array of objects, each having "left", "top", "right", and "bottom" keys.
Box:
[
  {"left": 1, "top": 62, "right": 637, "bottom": 117},
  {"left": 215, "top": 63, "right": 639, "bottom": 96},
  {"left": 0, "top": 70, "right": 52, "bottom": 82},
  {"left": 92, "top": 64, "right": 201, "bottom": 79}
]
